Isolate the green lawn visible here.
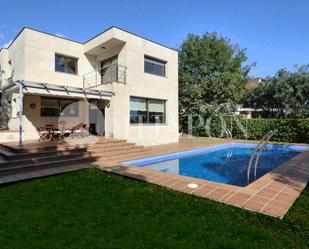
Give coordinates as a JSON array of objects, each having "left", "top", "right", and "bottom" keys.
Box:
[{"left": 0, "top": 169, "right": 308, "bottom": 249}]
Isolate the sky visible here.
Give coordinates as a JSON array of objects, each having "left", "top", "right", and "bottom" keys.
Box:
[{"left": 0, "top": 0, "right": 308, "bottom": 77}]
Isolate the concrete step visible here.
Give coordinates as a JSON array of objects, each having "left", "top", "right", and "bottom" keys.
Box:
[
  {"left": 0, "top": 139, "right": 128, "bottom": 155},
  {"left": 0, "top": 148, "right": 17, "bottom": 159},
  {"left": 0, "top": 163, "right": 90, "bottom": 185},
  {"left": 0, "top": 138, "right": 149, "bottom": 179},
  {"left": 5, "top": 143, "right": 143, "bottom": 161},
  {"left": 5, "top": 147, "right": 90, "bottom": 160},
  {"left": 21, "top": 139, "right": 128, "bottom": 153},
  {"left": 0, "top": 143, "right": 22, "bottom": 159},
  {"left": 0, "top": 144, "right": 20, "bottom": 153},
  {"left": 0, "top": 151, "right": 93, "bottom": 168},
  {"left": 0, "top": 155, "right": 98, "bottom": 177}
]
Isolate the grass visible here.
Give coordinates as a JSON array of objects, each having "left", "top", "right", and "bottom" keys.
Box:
[{"left": 0, "top": 169, "right": 308, "bottom": 249}]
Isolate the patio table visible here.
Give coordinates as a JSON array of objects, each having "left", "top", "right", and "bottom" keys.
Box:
[{"left": 40, "top": 125, "right": 63, "bottom": 141}]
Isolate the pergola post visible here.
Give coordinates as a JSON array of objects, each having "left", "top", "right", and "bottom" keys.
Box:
[{"left": 18, "top": 81, "right": 24, "bottom": 148}]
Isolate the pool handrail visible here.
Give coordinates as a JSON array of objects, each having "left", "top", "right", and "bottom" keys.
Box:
[
  {"left": 225, "top": 127, "right": 232, "bottom": 142},
  {"left": 223, "top": 127, "right": 233, "bottom": 159},
  {"left": 253, "top": 130, "right": 277, "bottom": 179},
  {"left": 246, "top": 130, "right": 275, "bottom": 182}
]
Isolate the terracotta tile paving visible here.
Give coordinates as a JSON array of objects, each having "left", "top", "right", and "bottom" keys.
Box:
[
  {"left": 257, "top": 188, "right": 278, "bottom": 198},
  {"left": 95, "top": 140, "right": 309, "bottom": 219},
  {"left": 248, "top": 195, "right": 271, "bottom": 204},
  {"left": 172, "top": 181, "right": 192, "bottom": 191},
  {"left": 226, "top": 192, "right": 252, "bottom": 206},
  {"left": 243, "top": 200, "right": 266, "bottom": 211},
  {"left": 268, "top": 199, "right": 292, "bottom": 210},
  {"left": 192, "top": 185, "right": 217, "bottom": 197},
  {"left": 207, "top": 188, "right": 230, "bottom": 200},
  {"left": 220, "top": 191, "right": 236, "bottom": 202},
  {"left": 162, "top": 178, "right": 180, "bottom": 187},
  {"left": 263, "top": 205, "right": 287, "bottom": 217}
]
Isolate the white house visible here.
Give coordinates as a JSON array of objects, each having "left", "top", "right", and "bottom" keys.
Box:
[{"left": 0, "top": 26, "right": 179, "bottom": 146}]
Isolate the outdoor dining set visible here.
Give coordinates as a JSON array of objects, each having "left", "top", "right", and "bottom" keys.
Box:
[{"left": 37, "top": 123, "right": 89, "bottom": 141}]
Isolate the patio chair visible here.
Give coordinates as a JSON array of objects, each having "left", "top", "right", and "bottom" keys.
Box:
[
  {"left": 42, "top": 124, "right": 61, "bottom": 141},
  {"left": 50, "top": 129, "right": 62, "bottom": 140},
  {"left": 62, "top": 129, "right": 72, "bottom": 138},
  {"left": 37, "top": 127, "right": 52, "bottom": 141},
  {"left": 72, "top": 123, "right": 89, "bottom": 138}
]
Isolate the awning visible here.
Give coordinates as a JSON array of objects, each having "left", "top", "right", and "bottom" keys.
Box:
[{"left": 3, "top": 81, "right": 113, "bottom": 100}]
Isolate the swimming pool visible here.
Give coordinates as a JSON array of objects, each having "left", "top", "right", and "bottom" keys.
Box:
[{"left": 122, "top": 143, "right": 308, "bottom": 187}]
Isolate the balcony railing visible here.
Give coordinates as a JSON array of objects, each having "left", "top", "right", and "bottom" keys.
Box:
[{"left": 83, "top": 64, "right": 127, "bottom": 89}]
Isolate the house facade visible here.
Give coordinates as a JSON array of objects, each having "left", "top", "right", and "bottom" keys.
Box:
[{"left": 0, "top": 27, "right": 179, "bottom": 145}]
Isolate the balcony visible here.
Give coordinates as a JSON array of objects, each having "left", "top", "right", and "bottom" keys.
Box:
[{"left": 83, "top": 64, "right": 127, "bottom": 89}]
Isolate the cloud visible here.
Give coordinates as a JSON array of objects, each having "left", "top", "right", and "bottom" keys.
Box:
[
  {"left": 55, "top": 32, "right": 65, "bottom": 38},
  {"left": 0, "top": 33, "right": 4, "bottom": 40},
  {"left": 1, "top": 39, "right": 13, "bottom": 48}
]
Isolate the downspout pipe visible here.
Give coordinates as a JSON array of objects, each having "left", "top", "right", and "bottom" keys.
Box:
[{"left": 16, "top": 80, "right": 24, "bottom": 148}]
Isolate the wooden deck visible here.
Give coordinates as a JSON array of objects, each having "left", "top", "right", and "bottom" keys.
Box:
[{"left": 0, "top": 137, "right": 151, "bottom": 184}]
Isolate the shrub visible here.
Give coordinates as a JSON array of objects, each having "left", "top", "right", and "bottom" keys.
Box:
[{"left": 190, "top": 117, "right": 309, "bottom": 143}]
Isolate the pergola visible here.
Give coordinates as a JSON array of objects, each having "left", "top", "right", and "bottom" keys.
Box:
[{"left": 3, "top": 80, "right": 114, "bottom": 147}]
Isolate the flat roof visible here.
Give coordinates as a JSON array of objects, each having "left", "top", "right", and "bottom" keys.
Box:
[{"left": 0, "top": 26, "right": 177, "bottom": 53}]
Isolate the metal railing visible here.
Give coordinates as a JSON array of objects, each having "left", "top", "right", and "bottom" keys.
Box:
[
  {"left": 224, "top": 127, "right": 232, "bottom": 142},
  {"left": 83, "top": 64, "right": 127, "bottom": 89},
  {"left": 223, "top": 127, "right": 233, "bottom": 160},
  {"left": 246, "top": 130, "right": 277, "bottom": 183}
]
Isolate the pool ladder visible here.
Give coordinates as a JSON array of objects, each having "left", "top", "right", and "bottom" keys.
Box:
[
  {"left": 223, "top": 127, "right": 233, "bottom": 160},
  {"left": 246, "top": 130, "right": 277, "bottom": 183},
  {"left": 224, "top": 127, "right": 233, "bottom": 143}
]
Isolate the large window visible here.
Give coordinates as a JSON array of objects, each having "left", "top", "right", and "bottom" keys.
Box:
[
  {"left": 130, "top": 97, "right": 166, "bottom": 124},
  {"left": 41, "top": 97, "right": 79, "bottom": 117},
  {"left": 55, "top": 54, "right": 78, "bottom": 74},
  {"left": 144, "top": 55, "right": 166, "bottom": 77}
]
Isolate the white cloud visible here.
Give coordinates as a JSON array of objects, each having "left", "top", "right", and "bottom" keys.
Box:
[
  {"left": 1, "top": 39, "right": 13, "bottom": 48},
  {"left": 0, "top": 33, "right": 4, "bottom": 40},
  {"left": 55, "top": 32, "right": 65, "bottom": 38}
]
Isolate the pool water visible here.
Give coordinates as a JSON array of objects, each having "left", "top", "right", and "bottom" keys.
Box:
[
  {"left": 123, "top": 143, "right": 306, "bottom": 187},
  {"left": 140, "top": 148, "right": 298, "bottom": 187}
]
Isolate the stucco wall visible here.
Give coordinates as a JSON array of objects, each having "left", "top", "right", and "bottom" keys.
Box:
[
  {"left": 9, "top": 32, "right": 26, "bottom": 83},
  {"left": 0, "top": 49, "right": 9, "bottom": 86},
  {"left": 0, "top": 27, "right": 179, "bottom": 146},
  {"left": 22, "top": 29, "right": 96, "bottom": 88},
  {"left": 96, "top": 28, "right": 179, "bottom": 145},
  {"left": 0, "top": 49, "right": 10, "bottom": 128}
]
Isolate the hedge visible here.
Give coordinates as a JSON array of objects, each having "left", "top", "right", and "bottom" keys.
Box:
[{"left": 190, "top": 117, "right": 309, "bottom": 144}]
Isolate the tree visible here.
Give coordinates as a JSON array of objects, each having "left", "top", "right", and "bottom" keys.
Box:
[
  {"left": 178, "top": 32, "right": 251, "bottom": 133},
  {"left": 245, "top": 65, "right": 309, "bottom": 118}
]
